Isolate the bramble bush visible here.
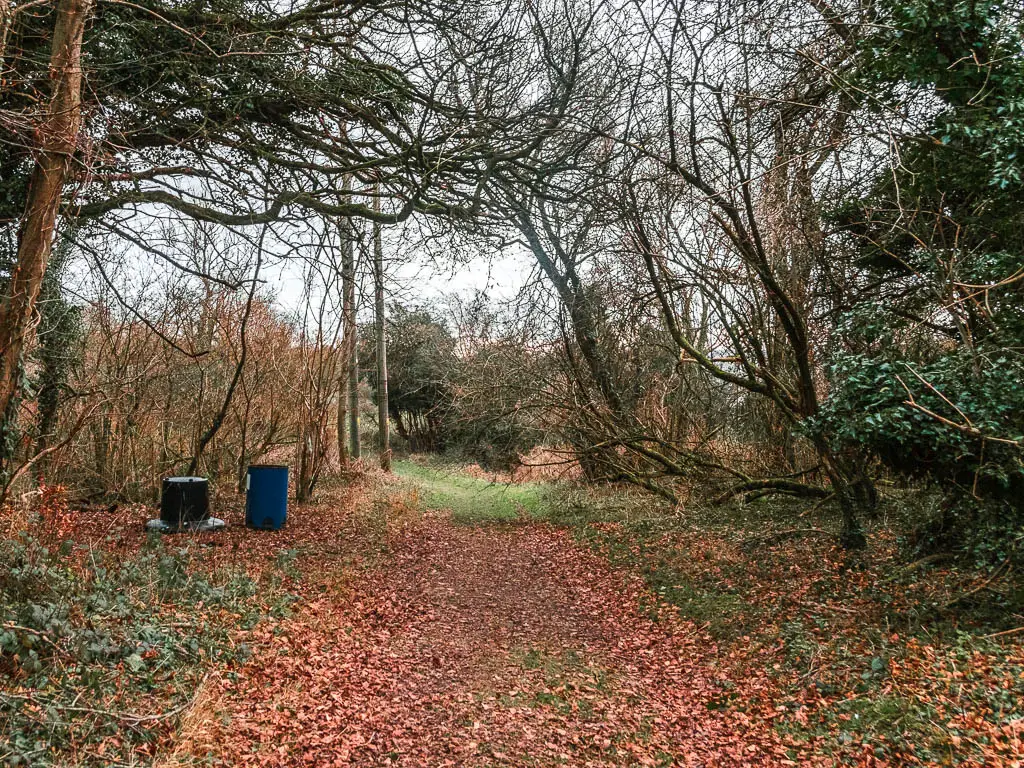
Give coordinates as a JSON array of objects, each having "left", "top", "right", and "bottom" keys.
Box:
[{"left": 0, "top": 533, "right": 281, "bottom": 767}]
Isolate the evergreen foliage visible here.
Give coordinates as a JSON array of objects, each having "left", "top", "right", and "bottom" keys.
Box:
[{"left": 823, "top": 0, "right": 1024, "bottom": 543}]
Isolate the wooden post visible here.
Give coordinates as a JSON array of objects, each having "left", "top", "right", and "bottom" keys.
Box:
[
  {"left": 342, "top": 218, "right": 360, "bottom": 460},
  {"left": 372, "top": 192, "right": 390, "bottom": 471}
]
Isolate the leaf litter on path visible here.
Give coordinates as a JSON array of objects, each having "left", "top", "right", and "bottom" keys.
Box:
[{"left": 168, "top": 487, "right": 826, "bottom": 767}]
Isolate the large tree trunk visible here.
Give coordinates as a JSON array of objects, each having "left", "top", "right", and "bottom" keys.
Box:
[
  {"left": 812, "top": 436, "right": 874, "bottom": 549},
  {"left": 515, "top": 209, "right": 624, "bottom": 418},
  {"left": 32, "top": 244, "right": 75, "bottom": 482},
  {"left": 372, "top": 213, "right": 390, "bottom": 472},
  {"left": 0, "top": 0, "right": 92, "bottom": 423}
]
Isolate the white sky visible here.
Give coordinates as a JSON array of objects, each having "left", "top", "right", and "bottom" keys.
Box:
[
  {"left": 69, "top": 209, "right": 537, "bottom": 330},
  {"left": 266, "top": 237, "right": 535, "bottom": 319}
]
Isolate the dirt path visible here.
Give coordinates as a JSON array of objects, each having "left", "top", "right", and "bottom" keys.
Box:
[{"left": 172, "top": 502, "right": 814, "bottom": 767}]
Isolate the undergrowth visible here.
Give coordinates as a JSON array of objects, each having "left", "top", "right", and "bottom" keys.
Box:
[
  {"left": 0, "top": 533, "right": 291, "bottom": 767},
  {"left": 549, "top": 485, "right": 1024, "bottom": 765}
]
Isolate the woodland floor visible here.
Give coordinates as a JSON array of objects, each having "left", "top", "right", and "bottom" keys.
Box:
[
  {"left": 162, "top": 482, "right": 804, "bottom": 767},
  {"left": 4, "top": 464, "right": 1022, "bottom": 767}
]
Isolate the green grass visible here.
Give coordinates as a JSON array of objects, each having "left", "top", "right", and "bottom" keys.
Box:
[
  {"left": 393, "top": 460, "right": 554, "bottom": 525},
  {"left": 498, "top": 647, "right": 609, "bottom": 716},
  {"left": 395, "top": 462, "right": 749, "bottom": 634},
  {"left": 395, "top": 462, "right": 749, "bottom": 637}
]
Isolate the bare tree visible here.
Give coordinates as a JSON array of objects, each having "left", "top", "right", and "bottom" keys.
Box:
[
  {"left": 466, "top": 0, "right": 877, "bottom": 543},
  {"left": 187, "top": 239, "right": 264, "bottom": 476},
  {"left": 296, "top": 234, "right": 345, "bottom": 501}
]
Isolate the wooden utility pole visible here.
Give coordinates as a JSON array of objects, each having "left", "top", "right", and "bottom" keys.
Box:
[
  {"left": 342, "top": 221, "right": 360, "bottom": 460},
  {"left": 0, "top": 0, "right": 92, "bottom": 422},
  {"left": 372, "top": 194, "right": 390, "bottom": 471},
  {"left": 337, "top": 213, "right": 353, "bottom": 466}
]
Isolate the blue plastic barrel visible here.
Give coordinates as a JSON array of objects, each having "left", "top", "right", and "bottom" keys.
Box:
[{"left": 245, "top": 464, "right": 288, "bottom": 530}]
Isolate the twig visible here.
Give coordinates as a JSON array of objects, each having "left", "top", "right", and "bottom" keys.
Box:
[
  {"left": 942, "top": 561, "right": 1013, "bottom": 609},
  {"left": 983, "top": 626, "right": 1024, "bottom": 640},
  {"left": 0, "top": 400, "right": 102, "bottom": 505},
  {"left": 799, "top": 492, "right": 837, "bottom": 517},
  {"left": 0, "top": 622, "right": 63, "bottom": 652},
  {"left": 895, "top": 373, "right": 1021, "bottom": 447},
  {"left": 798, "top": 600, "right": 858, "bottom": 615},
  {"left": 878, "top": 553, "right": 954, "bottom": 584},
  {"left": 0, "top": 692, "right": 192, "bottom": 724},
  {"left": 713, "top": 478, "right": 831, "bottom": 504},
  {"left": 746, "top": 527, "right": 832, "bottom": 546}
]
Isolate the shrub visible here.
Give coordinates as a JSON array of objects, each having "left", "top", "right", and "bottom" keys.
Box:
[{"left": 0, "top": 534, "right": 272, "bottom": 767}]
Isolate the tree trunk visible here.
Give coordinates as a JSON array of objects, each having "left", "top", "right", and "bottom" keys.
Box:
[
  {"left": 0, "top": 0, "right": 13, "bottom": 68},
  {"left": 0, "top": 0, "right": 92, "bottom": 423},
  {"left": 237, "top": 401, "right": 249, "bottom": 494},
  {"left": 33, "top": 355, "right": 60, "bottom": 482},
  {"left": 336, "top": 178, "right": 353, "bottom": 467},
  {"left": 337, "top": 373, "right": 348, "bottom": 467},
  {"left": 296, "top": 427, "right": 311, "bottom": 501},
  {"left": 343, "top": 221, "right": 360, "bottom": 460},
  {"left": 514, "top": 206, "right": 624, "bottom": 418},
  {"left": 32, "top": 246, "right": 75, "bottom": 483},
  {"left": 372, "top": 202, "right": 390, "bottom": 472},
  {"left": 94, "top": 411, "right": 110, "bottom": 491},
  {"left": 393, "top": 409, "right": 409, "bottom": 443},
  {"left": 347, "top": 352, "right": 360, "bottom": 459},
  {"left": 813, "top": 437, "right": 874, "bottom": 549}
]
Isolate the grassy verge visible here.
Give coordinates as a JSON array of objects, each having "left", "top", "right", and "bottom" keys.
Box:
[
  {"left": 555, "top": 486, "right": 1024, "bottom": 766},
  {"left": 393, "top": 459, "right": 553, "bottom": 524}
]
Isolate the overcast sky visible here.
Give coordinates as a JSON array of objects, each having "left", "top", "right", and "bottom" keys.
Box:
[
  {"left": 262, "top": 244, "right": 536, "bottom": 325},
  {"left": 267, "top": 230, "right": 536, "bottom": 319}
]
